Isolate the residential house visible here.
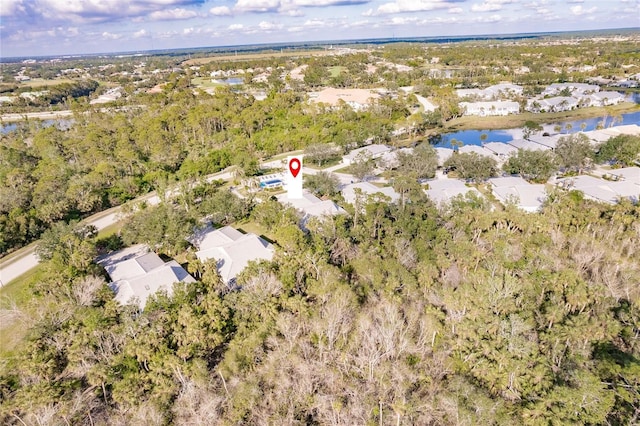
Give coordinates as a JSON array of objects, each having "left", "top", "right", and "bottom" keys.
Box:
[
  {"left": 460, "top": 101, "right": 519, "bottom": 116},
  {"left": 542, "top": 83, "right": 599, "bottom": 96},
  {"left": 508, "top": 139, "right": 551, "bottom": 151},
  {"left": 191, "top": 226, "right": 274, "bottom": 284},
  {"left": 557, "top": 172, "right": 639, "bottom": 204},
  {"left": 97, "top": 244, "right": 195, "bottom": 309},
  {"left": 435, "top": 147, "right": 454, "bottom": 167},
  {"left": 423, "top": 179, "right": 482, "bottom": 206},
  {"left": 588, "top": 91, "right": 626, "bottom": 107},
  {"left": 341, "top": 182, "right": 400, "bottom": 205},
  {"left": 527, "top": 96, "right": 579, "bottom": 113},
  {"left": 342, "top": 144, "right": 392, "bottom": 165},
  {"left": 458, "top": 145, "right": 494, "bottom": 157},
  {"left": 488, "top": 176, "right": 547, "bottom": 212},
  {"left": 483, "top": 142, "right": 517, "bottom": 159},
  {"left": 277, "top": 191, "right": 346, "bottom": 228}
]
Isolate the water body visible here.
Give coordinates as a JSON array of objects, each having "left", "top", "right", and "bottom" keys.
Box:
[
  {"left": 213, "top": 77, "right": 244, "bottom": 85},
  {"left": 1, "top": 118, "right": 74, "bottom": 134},
  {"left": 432, "top": 109, "right": 640, "bottom": 149}
]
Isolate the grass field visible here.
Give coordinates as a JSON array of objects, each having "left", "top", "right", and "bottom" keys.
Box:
[
  {"left": 19, "top": 78, "right": 76, "bottom": 89},
  {"left": 328, "top": 66, "right": 348, "bottom": 78},
  {"left": 191, "top": 76, "right": 225, "bottom": 88},
  {"left": 183, "top": 49, "right": 334, "bottom": 66},
  {"left": 0, "top": 266, "right": 42, "bottom": 358}
]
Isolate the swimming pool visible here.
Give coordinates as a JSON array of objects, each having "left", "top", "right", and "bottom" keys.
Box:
[{"left": 260, "top": 179, "right": 283, "bottom": 188}]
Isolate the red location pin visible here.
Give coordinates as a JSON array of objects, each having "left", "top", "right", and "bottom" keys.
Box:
[{"left": 289, "top": 158, "right": 301, "bottom": 178}]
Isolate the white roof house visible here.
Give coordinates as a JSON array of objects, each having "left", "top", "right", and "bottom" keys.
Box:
[
  {"left": 483, "top": 142, "right": 517, "bottom": 158},
  {"left": 589, "top": 91, "right": 626, "bottom": 107},
  {"left": 435, "top": 147, "right": 455, "bottom": 166},
  {"left": 557, "top": 174, "right": 639, "bottom": 204},
  {"left": 342, "top": 144, "right": 392, "bottom": 165},
  {"left": 488, "top": 176, "right": 547, "bottom": 212},
  {"left": 456, "top": 83, "right": 523, "bottom": 100},
  {"left": 527, "top": 96, "right": 579, "bottom": 113},
  {"left": 527, "top": 134, "right": 565, "bottom": 149},
  {"left": 98, "top": 244, "right": 195, "bottom": 309},
  {"left": 192, "top": 226, "right": 274, "bottom": 284},
  {"left": 423, "top": 179, "right": 482, "bottom": 206},
  {"left": 542, "top": 83, "right": 600, "bottom": 96},
  {"left": 276, "top": 191, "right": 346, "bottom": 227},
  {"left": 460, "top": 101, "right": 520, "bottom": 116},
  {"left": 458, "top": 145, "right": 494, "bottom": 157},
  {"left": 508, "top": 139, "right": 551, "bottom": 151},
  {"left": 341, "top": 182, "right": 400, "bottom": 205}
]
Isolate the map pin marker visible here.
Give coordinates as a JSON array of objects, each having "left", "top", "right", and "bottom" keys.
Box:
[{"left": 289, "top": 158, "right": 301, "bottom": 178}]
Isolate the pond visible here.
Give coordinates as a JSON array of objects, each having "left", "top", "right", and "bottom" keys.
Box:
[
  {"left": 431, "top": 109, "right": 640, "bottom": 149},
  {"left": 212, "top": 77, "right": 244, "bottom": 85},
  {"left": 1, "top": 118, "right": 74, "bottom": 134}
]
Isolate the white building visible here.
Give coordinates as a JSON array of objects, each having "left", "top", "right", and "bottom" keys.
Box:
[
  {"left": 557, "top": 171, "right": 640, "bottom": 204},
  {"left": 588, "top": 91, "right": 626, "bottom": 107},
  {"left": 277, "top": 191, "right": 346, "bottom": 228},
  {"left": 423, "top": 179, "right": 482, "bottom": 206},
  {"left": 460, "top": 101, "right": 520, "bottom": 116},
  {"left": 542, "top": 83, "right": 600, "bottom": 96},
  {"left": 527, "top": 96, "right": 579, "bottom": 113},
  {"left": 341, "top": 182, "right": 400, "bottom": 205},
  {"left": 342, "top": 144, "right": 392, "bottom": 165},
  {"left": 488, "top": 176, "right": 547, "bottom": 212},
  {"left": 191, "top": 226, "right": 274, "bottom": 284},
  {"left": 97, "top": 245, "right": 195, "bottom": 309}
]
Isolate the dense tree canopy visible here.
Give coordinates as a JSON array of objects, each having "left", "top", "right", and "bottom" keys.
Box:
[
  {"left": 503, "top": 148, "right": 558, "bottom": 182},
  {"left": 1, "top": 184, "right": 639, "bottom": 425}
]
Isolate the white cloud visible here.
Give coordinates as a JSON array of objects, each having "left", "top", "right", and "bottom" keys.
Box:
[
  {"left": 304, "top": 18, "right": 329, "bottom": 28},
  {"left": 375, "top": 0, "right": 459, "bottom": 15},
  {"left": 102, "top": 31, "right": 122, "bottom": 40},
  {"left": 448, "top": 7, "right": 463, "bottom": 13},
  {"left": 471, "top": 0, "right": 513, "bottom": 12},
  {"left": 258, "top": 20, "right": 283, "bottom": 30},
  {"left": 228, "top": 23, "right": 244, "bottom": 30},
  {"left": 234, "top": 0, "right": 281, "bottom": 12},
  {"left": 210, "top": 6, "right": 232, "bottom": 16},
  {"left": 149, "top": 8, "right": 198, "bottom": 20},
  {"left": 570, "top": 5, "right": 597, "bottom": 15},
  {"left": 133, "top": 29, "right": 147, "bottom": 38},
  {"left": 1, "top": 0, "right": 24, "bottom": 16}
]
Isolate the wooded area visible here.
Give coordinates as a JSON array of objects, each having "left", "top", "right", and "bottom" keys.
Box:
[
  {"left": 1, "top": 34, "right": 639, "bottom": 425},
  {"left": 1, "top": 183, "right": 639, "bottom": 424}
]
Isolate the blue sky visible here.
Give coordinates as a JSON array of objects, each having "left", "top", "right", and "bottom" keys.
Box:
[{"left": 1, "top": 0, "right": 638, "bottom": 57}]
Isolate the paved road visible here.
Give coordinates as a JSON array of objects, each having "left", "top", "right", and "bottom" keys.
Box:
[
  {"left": 0, "top": 160, "right": 353, "bottom": 287},
  {"left": 1, "top": 110, "right": 75, "bottom": 122},
  {"left": 0, "top": 172, "right": 221, "bottom": 287}
]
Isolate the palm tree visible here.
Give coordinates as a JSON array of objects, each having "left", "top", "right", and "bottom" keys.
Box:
[{"left": 564, "top": 123, "right": 573, "bottom": 134}]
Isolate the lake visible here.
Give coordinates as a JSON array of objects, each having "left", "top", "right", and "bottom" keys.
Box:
[{"left": 431, "top": 109, "right": 640, "bottom": 149}]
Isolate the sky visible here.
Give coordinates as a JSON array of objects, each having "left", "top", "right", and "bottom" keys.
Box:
[{"left": 1, "top": 0, "right": 638, "bottom": 58}]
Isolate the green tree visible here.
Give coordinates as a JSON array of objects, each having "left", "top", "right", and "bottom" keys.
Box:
[
  {"left": 444, "top": 152, "right": 497, "bottom": 181},
  {"left": 596, "top": 134, "right": 640, "bottom": 167},
  {"left": 555, "top": 133, "right": 594, "bottom": 173},
  {"left": 305, "top": 171, "right": 341, "bottom": 197},
  {"left": 503, "top": 149, "right": 558, "bottom": 183},
  {"left": 395, "top": 143, "right": 438, "bottom": 179}
]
